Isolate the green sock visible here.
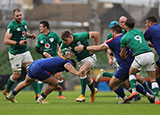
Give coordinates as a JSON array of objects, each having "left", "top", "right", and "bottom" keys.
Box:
[
  {"left": 88, "top": 82, "right": 95, "bottom": 94},
  {"left": 37, "top": 82, "right": 43, "bottom": 94},
  {"left": 31, "top": 81, "right": 38, "bottom": 95},
  {"left": 80, "top": 77, "right": 88, "bottom": 96},
  {"left": 103, "top": 72, "right": 114, "bottom": 78},
  {"left": 58, "top": 81, "right": 63, "bottom": 96},
  {"left": 5, "top": 77, "right": 15, "bottom": 92},
  {"left": 142, "top": 81, "right": 152, "bottom": 93},
  {"left": 129, "top": 75, "right": 137, "bottom": 92},
  {"left": 151, "top": 82, "right": 159, "bottom": 98}
]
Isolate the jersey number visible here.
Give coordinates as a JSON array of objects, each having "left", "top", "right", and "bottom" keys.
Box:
[{"left": 134, "top": 35, "right": 142, "bottom": 43}]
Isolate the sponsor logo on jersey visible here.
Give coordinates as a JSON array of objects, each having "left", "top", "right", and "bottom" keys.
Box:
[
  {"left": 45, "top": 43, "right": 50, "bottom": 48},
  {"left": 25, "top": 25, "right": 27, "bottom": 29}
]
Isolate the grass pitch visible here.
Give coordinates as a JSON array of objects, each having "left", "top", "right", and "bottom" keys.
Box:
[{"left": 0, "top": 91, "right": 159, "bottom": 115}]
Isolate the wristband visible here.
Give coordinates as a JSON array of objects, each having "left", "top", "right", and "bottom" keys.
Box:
[
  {"left": 16, "top": 41, "right": 20, "bottom": 45},
  {"left": 83, "top": 46, "right": 87, "bottom": 50}
]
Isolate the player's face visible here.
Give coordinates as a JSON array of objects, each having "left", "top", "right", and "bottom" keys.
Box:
[
  {"left": 39, "top": 24, "right": 45, "bottom": 33},
  {"left": 145, "top": 20, "right": 150, "bottom": 27},
  {"left": 13, "top": 11, "right": 22, "bottom": 23},
  {"left": 62, "top": 35, "right": 73, "bottom": 45},
  {"left": 119, "top": 18, "right": 127, "bottom": 29}
]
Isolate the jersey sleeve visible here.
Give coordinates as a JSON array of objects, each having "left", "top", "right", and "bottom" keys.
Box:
[
  {"left": 144, "top": 28, "right": 151, "bottom": 41},
  {"left": 120, "top": 36, "right": 126, "bottom": 48},
  {"left": 6, "top": 24, "right": 14, "bottom": 34},
  {"left": 54, "top": 32, "right": 62, "bottom": 46},
  {"left": 36, "top": 35, "right": 41, "bottom": 48}
]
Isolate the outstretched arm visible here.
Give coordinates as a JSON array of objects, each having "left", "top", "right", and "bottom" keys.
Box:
[{"left": 64, "top": 63, "right": 85, "bottom": 77}]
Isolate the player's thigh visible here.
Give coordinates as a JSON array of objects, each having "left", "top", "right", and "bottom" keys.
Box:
[
  {"left": 8, "top": 52, "right": 22, "bottom": 72},
  {"left": 55, "top": 72, "right": 63, "bottom": 80},
  {"left": 22, "top": 51, "right": 33, "bottom": 65},
  {"left": 44, "top": 74, "right": 58, "bottom": 86}
]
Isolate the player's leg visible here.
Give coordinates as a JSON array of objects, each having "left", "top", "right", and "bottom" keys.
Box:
[
  {"left": 96, "top": 69, "right": 114, "bottom": 82},
  {"left": 4, "top": 52, "right": 22, "bottom": 96},
  {"left": 7, "top": 75, "right": 35, "bottom": 103},
  {"left": 56, "top": 72, "right": 66, "bottom": 99},
  {"left": 136, "top": 74, "right": 153, "bottom": 95},
  {"left": 37, "top": 74, "right": 62, "bottom": 104},
  {"left": 76, "top": 61, "right": 91, "bottom": 102},
  {"left": 87, "top": 70, "right": 98, "bottom": 103},
  {"left": 23, "top": 51, "right": 39, "bottom": 100},
  {"left": 109, "top": 76, "right": 129, "bottom": 103}
]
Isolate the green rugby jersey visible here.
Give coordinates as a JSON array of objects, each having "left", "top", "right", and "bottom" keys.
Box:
[
  {"left": 120, "top": 28, "right": 151, "bottom": 56},
  {"left": 36, "top": 32, "right": 62, "bottom": 58},
  {"left": 106, "top": 29, "right": 126, "bottom": 41},
  {"left": 6, "top": 20, "right": 28, "bottom": 55},
  {"left": 60, "top": 32, "right": 92, "bottom": 61}
]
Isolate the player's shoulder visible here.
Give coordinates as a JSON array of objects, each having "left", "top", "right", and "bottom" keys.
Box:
[{"left": 21, "top": 20, "right": 26, "bottom": 25}]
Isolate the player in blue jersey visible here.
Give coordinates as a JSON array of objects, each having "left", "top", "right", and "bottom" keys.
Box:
[
  {"left": 74, "top": 25, "right": 154, "bottom": 103},
  {"left": 6, "top": 49, "right": 83, "bottom": 104},
  {"left": 144, "top": 16, "right": 160, "bottom": 79}
]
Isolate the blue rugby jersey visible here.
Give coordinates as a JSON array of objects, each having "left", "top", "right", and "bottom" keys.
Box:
[
  {"left": 32, "top": 57, "right": 72, "bottom": 74},
  {"left": 144, "top": 24, "right": 160, "bottom": 55},
  {"left": 105, "top": 34, "right": 133, "bottom": 67}
]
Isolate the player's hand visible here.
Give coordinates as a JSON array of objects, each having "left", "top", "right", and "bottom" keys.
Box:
[
  {"left": 30, "top": 33, "right": 36, "bottom": 39},
  {"left": 19, "top": 40, "right": 27, "bottom": 45},
  {"left": 108, "top": 58, "right": 113, "bottom": 66},
  {"left": 74, "top": 44, "right": 84, "bottom": 52},
  {"left": 43, "top": 52, "right": 52, "bottom": 58}
]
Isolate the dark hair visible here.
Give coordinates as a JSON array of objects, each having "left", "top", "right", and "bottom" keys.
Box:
[
  {"left": 146, "top": 16, "right": 157, "bottom": 23},
  {"left": 61, "top": 30, "right": 71, "bottom": 40},
  {"left": 125, "top": 19, "right": 135, "bottom": 29},
  {"left": 40, "top": 21, "right": 50, "bottom": 29},
  {"left": 111, "top": 25, "right": 122, "bottom": 34},
  {"left": 13, "top": 8, "right": 21, "bottom": 15}
]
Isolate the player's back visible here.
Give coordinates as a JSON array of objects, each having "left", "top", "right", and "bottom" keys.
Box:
[
  {"left": 106, "top": 35, "right": 133, "bottom": 67},
  {"left": 121, "top": 28, "right": 151, "bottom": 56},
  {"left": 144, "top": 24, "right": 160, "bottom": 55},
  {"left": 34, "top": 57, "right": 71, "bottom": 73}
]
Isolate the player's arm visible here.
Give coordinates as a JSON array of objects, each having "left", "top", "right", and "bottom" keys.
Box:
[
  {"left": 58, "top": 48, "right": 66, "bottom": 60},
  {"left": 120, "top": 47, "right": 127, "bottom": 60},
  {"left": 64, "top": 63, "right": 80, "bottom": 76},
  {"left": 106, "top": 48, "right": 114, "bottom": 65},
  {"left": 36, "top": 47, "right": 51, "bottom": 58},
  {"left": 4, "top": 32, "right": 26, "bottom": 45},
  {"left": 26, "top": 32, "right": 36, "bottom": 39},
  {"left": 88, "top": 31, "right": 99, "bottom": 45}
]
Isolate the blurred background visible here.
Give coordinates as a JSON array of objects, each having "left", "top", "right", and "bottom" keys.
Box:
[{"left": 0, "top": 0, "right": 159, "bottom": 91}]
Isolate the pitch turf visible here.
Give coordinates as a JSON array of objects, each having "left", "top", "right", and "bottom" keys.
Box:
[{"left": 0, "top": 91, "right": 159, "bottom": 115}]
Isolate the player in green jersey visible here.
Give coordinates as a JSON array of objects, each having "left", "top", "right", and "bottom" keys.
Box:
[
  {"left": 58, "top": 30, "right": 99, "bottom": 103},
  {"left": 120, "top": 19, "right": 160, "bottom": 104},
  {"left": 36, "top": 20, "right": 66, "bottom": 99},
  {"left": 3, "top": 8, "right": 37, "bottom": 97}
]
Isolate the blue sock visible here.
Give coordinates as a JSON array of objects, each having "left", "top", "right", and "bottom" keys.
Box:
[
  {"left": 41, "top": 92, "right": 46, "bottom": 98},
  {"left": 136, "top": 83, "right": 147, "bottom": 95},
  {"left": 12, "top": 90, "right": 18, "bottom": 96},
  {"left": 114, "top": 86, "right": 125, "bottom": 98}
]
